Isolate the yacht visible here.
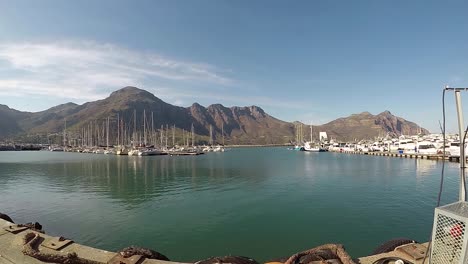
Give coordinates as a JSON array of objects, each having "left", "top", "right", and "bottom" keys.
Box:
[
  {"left": 417, "top": 141, "right": 438, "bottom": 155},
  {"left": 449, "top": 142, "right": 468, "bottom": 157},
  {"left": 398, "top": 139, "right": 416, "bottom": 153}
]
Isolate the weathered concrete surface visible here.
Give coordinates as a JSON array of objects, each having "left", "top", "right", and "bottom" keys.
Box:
[{"left": 0, "top": 219, "right": 186, "bottom": 264}]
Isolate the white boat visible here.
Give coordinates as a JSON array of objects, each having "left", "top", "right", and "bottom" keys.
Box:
[
  {"left": 94, "top": 149, "right": 105, "bottom": 154},
  {"left": 302, "top": 123, "right": 324, "bottom": 152},
  {"left": 399, "top": 138, "right": 416, "bottom": 153},
  {"left": 116, "top": 146, "right": 128, "bottom": 155},
  {"left": 370, "top": 142, "right": 384, "bottom": 152},
  {"left": 329, "top": 143, "right": 340, "bottom": 152},
  {"left": 127, "top": 149, "right": 139, "bottom": 156},
  {"left": 303, "top": 141, "right": 324, "bottom": 152},
  {"left": 213, "top": 146, "right": 225, "bottom": 152},
  {"left": 203, "top": 146, "right": 213, "bottom": 152},
  {"left": 343, "top": 144, "right": 356, "bottom": 152},
  {"left": 138, "top": 148, "right": 163, "bottom": 156},
  {"left": 449, "top": 142, "right": 468, "bottom": 157},
  {"left": 356, "top": 144, "right": 369, "bottom": 152},
  {"left": 49, "top": 146, "right": 64, "bottom": 152},
  {"left": 104, "top": 149, "right": 115, "bottom": 155},
  {"left": 389, "top": 141, "right": 400, "bottom": 152},
  {"left": 417, "top": 141, "right": 438, "bottom": 155}
]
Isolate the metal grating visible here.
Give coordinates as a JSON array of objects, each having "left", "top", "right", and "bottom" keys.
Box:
[
  {"left": 439, "top": 202, "right": 468, "bottom": 218},
  {"left": 432, "top": 213, "right": 466, "bottom": 263}
]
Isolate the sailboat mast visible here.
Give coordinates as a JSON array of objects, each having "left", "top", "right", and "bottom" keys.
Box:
[
  {"left": 222, "top": 123, "right": 224, "bottom": 145},
  {"left": 310, "top": 123, "right": 313, "bottom": 142},
  {"left": 210, "top": 125, "right": 213, "bottom": 145},
  {"left": 151, "top": 111, "right": 154, "bottom": 146},
  {"left": 301, "top": 124, "right": 303, "bottom": 142},
  {"left": 106, "top": 116, "right": 109, "bottom": 148},
  {"left": 165, "top": 124, "right": 168, "bottom": 149},
  {"left": 88, "top": 123, "right": 91, "bottom": 146},
  {"left": 117, "top": 113, "right": 120, "bottom": 146},
  {"left": 191, "top": 123, "right": 194, "bottom": 147},
  {"left": 63, "top": 118, "right": 67, "bottom": 147},
  {"left": 160, "top": 125, "right": 163, "bottom": 147},
  {"left": 133, "top": 109, "right": 136, "bottom": 147},
  {"left": 172, "top": 125, "right": 175, "bottom": 147},
  {"left": 296, "top": 124, "right": 298, "bottom": 143},
  {"left": 143, "top": 110, "right": 147, "bottom": 146}
]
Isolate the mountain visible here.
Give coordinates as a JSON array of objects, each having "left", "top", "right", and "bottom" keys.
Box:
[
  {"left": 0, "top": 105, "right": 31, "bottom": 137},
  {"left": 318, "top": 111, "right": 429, "bottom": 141},
  {"left": 0, "top": 86, "right": 428, "bottom": 144}
]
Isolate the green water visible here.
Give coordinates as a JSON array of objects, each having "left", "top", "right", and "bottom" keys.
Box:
[{"left": 0, "top": 148, "right": 461, "bottom": 261}]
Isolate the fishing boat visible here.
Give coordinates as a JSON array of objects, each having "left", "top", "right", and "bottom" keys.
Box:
[{"left": 303, "top": 141, "right": 324, "bottom": 152}]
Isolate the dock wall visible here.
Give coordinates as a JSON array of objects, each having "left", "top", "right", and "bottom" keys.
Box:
[{"left": 332, "top": 150, "right": 462, "bottom": 162}]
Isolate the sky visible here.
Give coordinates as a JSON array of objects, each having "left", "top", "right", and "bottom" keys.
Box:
[{"left": 0, "top": 0, "right": 468, "bottom": 132}]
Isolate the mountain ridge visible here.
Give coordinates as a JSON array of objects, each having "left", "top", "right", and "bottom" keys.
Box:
[{"left": 0, "top": 87, "right": 429, "bottom": 143}]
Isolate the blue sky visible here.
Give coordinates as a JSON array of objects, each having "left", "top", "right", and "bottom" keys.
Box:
[{"left": 0, "top": 0, "right": 467, "bottom": 132}]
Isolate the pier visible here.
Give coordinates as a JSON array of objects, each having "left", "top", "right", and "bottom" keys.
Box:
[{"left": 334, "top": 150, "right": 464, "bottom": 162}]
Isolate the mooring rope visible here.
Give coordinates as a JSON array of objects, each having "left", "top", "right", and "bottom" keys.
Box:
[
  {"left": 284, "top": 244, "right": 357, "bottom": 264},
  {"left": 22, "top": 232, "right": 103, "bottom": 264}
]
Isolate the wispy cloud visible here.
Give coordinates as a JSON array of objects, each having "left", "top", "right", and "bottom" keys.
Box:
[
  {"left": 0, "top": 41, "right": 233, "bottom": 102},
  {"left": 0, "top": 40, "right": 318, "bottom": 119}
]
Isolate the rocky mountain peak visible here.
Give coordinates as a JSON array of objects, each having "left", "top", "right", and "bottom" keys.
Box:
[
  {"left": 109, "top": 86, "right": 156, "bottom": 100},
  {"left": 378, "top": 110, "right": 393, "bottom": 116}
]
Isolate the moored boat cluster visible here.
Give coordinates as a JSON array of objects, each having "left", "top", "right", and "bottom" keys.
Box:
[{"left": 294, "top": 133, "right": 465, "bottom": 158}]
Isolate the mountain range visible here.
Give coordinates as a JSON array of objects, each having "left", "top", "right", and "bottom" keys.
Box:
[{"left": 0, "top": 86, "right": 429, "bottom": 144}]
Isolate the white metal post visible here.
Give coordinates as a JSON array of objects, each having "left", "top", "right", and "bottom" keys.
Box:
[{"left": 455, "top": 90, "right": 467, "bottom": 201}]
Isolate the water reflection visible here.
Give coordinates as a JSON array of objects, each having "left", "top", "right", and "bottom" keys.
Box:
[
  {"left": 415, "top": 158, "right": 439, "bottom": 178},
  {"left": 0, "top": 152, "right": 272, "bottom": 206}
]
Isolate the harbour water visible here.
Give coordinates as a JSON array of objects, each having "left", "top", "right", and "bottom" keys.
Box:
[{"left": 0, "top": 147, "right": 461, "bottom": 262}]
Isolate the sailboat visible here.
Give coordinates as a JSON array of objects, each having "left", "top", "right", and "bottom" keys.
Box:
[{"left": 303, "top": 123, "right": 325, "bottom": 152}]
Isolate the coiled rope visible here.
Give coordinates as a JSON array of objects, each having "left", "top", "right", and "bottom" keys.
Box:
[{"left": 22, "top": 232, "right": 103, "bottom": 264}]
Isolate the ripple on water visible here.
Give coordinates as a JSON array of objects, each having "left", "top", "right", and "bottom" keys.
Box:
[{"left": 0, "top": 149, "right": 463, "bottom": 261}]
